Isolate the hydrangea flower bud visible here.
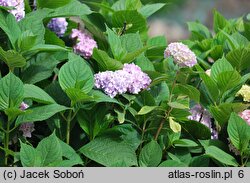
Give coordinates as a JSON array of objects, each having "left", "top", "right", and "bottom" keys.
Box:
[
  {"left": 94, "top": 63, "right": 151, "bottom": 98},
  {"left": 70, "top": 29, "right": 97, "bottom": 59},
  {"left": 236, "top": 85, "right": 250, "bottom": 102},
  {"left": 19, "top": 102, "right": 35, "bottom": 138},
  {"left": 47, "top": 18, "right": 68, "bottom": 37},
  {"left": 239, "top": 110, "right": 250, "bottom": 125},
  {"left": 205, "top": 69, "right": 211, "bottom": 76},
  {"left": 0, "top": 0, "right": 25, "bottom": 21},
  {"left": 164, "top": 42, "right": 197, "bottom": 67},
  {"left": 188, "top": 104, "right": 218, "bottom": 139}
]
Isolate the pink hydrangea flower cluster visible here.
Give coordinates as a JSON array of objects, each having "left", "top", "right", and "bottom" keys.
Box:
[
  {"left": 47, "top": 18, "right": 68, "bottom": 37},
  {"left": 188, "top": 104, "right": 218, "bottom": 139},
  {"left": 19, "top": 102, "right": 35, "bottom": 138},
  {"left": 164, "top": 42, "right": 197, "bottom": 67},
  {"left": 70, "top": 29, "right": 97, "bottom": 59},
  {"left": 94, "top": 63, "right": 151, "bottom": 98},
  {"left": 239, "top": 110, "right": 250, "bottom": 125},
  {"left": 0, "top": 0, "right": 25, "bottom": 21}
]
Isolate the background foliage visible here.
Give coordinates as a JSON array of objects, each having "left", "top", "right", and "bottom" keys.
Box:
[{"left": 0, "top": 0, "right": 249, "bottom": 167}]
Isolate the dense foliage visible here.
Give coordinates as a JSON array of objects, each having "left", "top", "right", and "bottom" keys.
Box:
[{"left": 0, "top": 0, "right": 250, "bottom": 167}]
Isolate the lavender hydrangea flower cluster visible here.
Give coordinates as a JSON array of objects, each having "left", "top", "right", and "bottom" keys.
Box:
[
  {"left": 188, "top": 104, "right": 218, "bottom": 139},
  {"left": 19, "top": 102, "right": 35, "bottom": 138},
  {"left": 0, "top": 0, "right": 25, "bottom": 21},
  {"left": 164, "top": 42, "right": 197, "bottom": 68},
  {"left": 47, "top": 18, "right": 68, "bottom": 37},
  {"left": 70, "top": 29, "right": 97, "bottom": 59},
  {"left": 94, "top": 63, "right": 151, "bottom": 98}
]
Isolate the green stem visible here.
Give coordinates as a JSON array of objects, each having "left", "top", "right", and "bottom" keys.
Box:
[
  {"left": 70, "top": 109, "right": 79, "bottom": 121},
  {"left": 139, "top": 120, "right": 147, "bottom": 152},
  {"left": 154, "top": 71, "right": 178, "bottom": 140},
  {"left": 185, "top": 73, "right": 190, "bottom": 83},
  {"left": 4, "top": 120, "right": 10, "bottom": 166},
  {"left": 63, "top": 108, "right": 79, "bottom": 145},
  {"left": 124, "top": 119, "right": 142, "bottom": 131},
  {"left": 66, "top": 110, "right": 72, "bottom": 145},
  {"left": 243, "top": 156, "right": 249, "bottom": 167},
  {"left": 0, "top": 146, "right": 5, "bottom": 152},
  {"left": 85, "top": 157, "right": 91, "bottom": 166},
  {"left": 0, "top": 126, "right": 6, "bottom": 133},
  {"left": 154, "top": 109, "right": 173, "bottom": 140},
  {"left": 60, "top": 112, "right": 68, "bottom": 121},
  {"left": 66, "top": 120, "right": 70, "bottom": 145}
]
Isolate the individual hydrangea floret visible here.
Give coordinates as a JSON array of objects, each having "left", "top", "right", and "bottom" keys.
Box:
[
  {"left": 188, "top": 104, "right": 218, "bottom": 139},
  {"left": 20, "top": 101, "right": 29, "bottom": 110},
  {"left": 236, "top": 85, "right": 250, "bottom": 102},
  {"left": 0, "top": 0, "right": 8, "bottom": 6},
  {"left": 0, "top": 0, "right": 25, "bottom": 21},
  {"left": 239, "top": 110, "right": 250, "bottom": 125},
  {"left": 164, "top": 42, "right": 197, "bottom": 67},
  {"left": 70, "top": 29, "right": 97, "bottom": 59},
  {"left": 19, "top": 122, "right": 35, "bottom": 138},
  {"left": 47, "top": 18, "right": 68, "bottom": 37},
  {"left": 94, "top": 63, "right": 151, "bottom": 98},
  {"left": 19, "top": 102, "right": 35, "bottom": 138}
]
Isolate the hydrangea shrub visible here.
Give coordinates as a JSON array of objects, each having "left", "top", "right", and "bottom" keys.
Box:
[{"left": 0, "top": 0, "right": 249, "bottom": 167}]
